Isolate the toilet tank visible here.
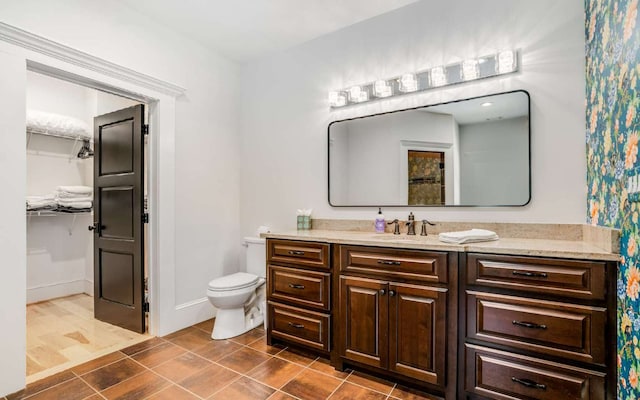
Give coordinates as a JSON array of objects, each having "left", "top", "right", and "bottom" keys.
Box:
[{"left": 244, "top": 237, "right": 266, "bottom": 278}]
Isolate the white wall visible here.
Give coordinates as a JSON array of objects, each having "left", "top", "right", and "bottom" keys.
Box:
[
  {"left": 0, "top": 49, "right": 27, "bottom": 397},
  {"left": 0, "top": 1, "right": 241, "bottom": 394},
  {"left": 240, "top": 0, "right": 586, "bottom": 234},
  {"left": 458, "top": 117, "right": 529, "bottom": 205}
]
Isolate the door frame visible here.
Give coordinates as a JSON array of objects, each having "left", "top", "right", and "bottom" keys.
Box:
[{"left": 0, "top": 22, "right": 186, "bottom": 338}]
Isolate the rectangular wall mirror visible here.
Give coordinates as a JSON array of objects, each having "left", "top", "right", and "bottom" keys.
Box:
[{"left": 328, "top": 90, "right": 530, "bottom": 207}]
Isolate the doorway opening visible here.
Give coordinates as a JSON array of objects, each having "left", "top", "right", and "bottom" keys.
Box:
[
  {"left": 407, "top": 150, "right": 445, "bottom": 205},
  {"left": 25, "top": 70, "right": 151, "bottom": 383}
]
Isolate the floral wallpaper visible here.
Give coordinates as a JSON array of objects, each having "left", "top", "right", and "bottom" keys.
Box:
[{"left": 585, "top": 0, "right": 640, "bottom": 397}]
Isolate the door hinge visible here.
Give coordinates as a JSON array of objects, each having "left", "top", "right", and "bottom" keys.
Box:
[
  {"left": 143, "top": 302, "right": 149, "bottom": 312},
  {"left": 142, "top": 124, "right": 149, "bottom": 135},
  {"left": 143, "top": 212, "right": 149, "bottom": 223}
]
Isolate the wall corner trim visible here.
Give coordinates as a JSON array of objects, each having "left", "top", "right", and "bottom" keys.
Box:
[{"left": 0, "top": 22, "right": 186, "bottom": 97}]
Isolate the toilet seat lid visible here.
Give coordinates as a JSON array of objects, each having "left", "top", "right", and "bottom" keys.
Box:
[{"left": 208, "top": 272, "right": 259, "bottom": 291}]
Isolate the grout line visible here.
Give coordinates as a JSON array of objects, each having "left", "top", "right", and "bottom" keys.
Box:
[{"left": 74, "top": 374, "right": 103, "bottom": 399}]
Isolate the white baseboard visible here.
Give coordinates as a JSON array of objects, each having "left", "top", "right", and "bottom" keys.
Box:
[
  {"left": 83, "top": 279, "right": 93, "bottom": 296},
  {"left": 27, "top": 279, "right": 85, "bottom": 304},
  {"left": 160, "top": 297, "right": 216, "bottom": 336}
]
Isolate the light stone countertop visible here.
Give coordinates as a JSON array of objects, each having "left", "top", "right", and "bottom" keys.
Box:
[{"left": 263, "top": 229, "right": 620, "bottom": 262}]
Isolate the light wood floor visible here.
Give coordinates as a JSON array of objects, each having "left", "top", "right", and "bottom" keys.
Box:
[{"left": 26, "top": 293, "right": 150, "bottom": 383}]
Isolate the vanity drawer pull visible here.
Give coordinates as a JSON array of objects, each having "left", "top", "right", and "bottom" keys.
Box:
[
  {"left": 512, "top": 270, "right": 547, "bottom": 278},
  {"left": 288, "top": 250, "right": 305, "bottom": 256},
  {"left": 511, "top": 377, "right": 546, "bottom": 390},
  {"left": 288, "top": 322, "right": 305, "bottom": 329},
  {"left": 512, "top": 320, "right": 547, "bottom": 330},
  {"left": 377, "top": 259, "right": 401, "bottom": 266},
  {"left": 288, "top": 283, "right": 305, "bottom": 289}
]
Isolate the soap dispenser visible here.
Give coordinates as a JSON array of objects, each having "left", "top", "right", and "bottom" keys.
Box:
[{"left": 375, "top": 208, "right": 386, "bottom": 233}]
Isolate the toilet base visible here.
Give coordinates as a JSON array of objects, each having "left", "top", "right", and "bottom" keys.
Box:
[{"left": 211, "top": 305, "right": 264, "bottom": 340}]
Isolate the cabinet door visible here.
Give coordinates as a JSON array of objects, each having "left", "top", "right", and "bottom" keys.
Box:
[
  {"left": 340, "top": 276, "right": 388, "bottom": 369},
  {"left": 389, "top": 282, "right": 447, "bottom": 386}
]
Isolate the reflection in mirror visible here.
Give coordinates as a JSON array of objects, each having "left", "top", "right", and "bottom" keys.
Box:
[{"left": 328, "top": 90, "right": 530, "bottom": 207}]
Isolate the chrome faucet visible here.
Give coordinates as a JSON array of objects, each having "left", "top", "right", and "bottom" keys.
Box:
[{"left": 406, "top": 212, "right": 416, "bottom": 235}]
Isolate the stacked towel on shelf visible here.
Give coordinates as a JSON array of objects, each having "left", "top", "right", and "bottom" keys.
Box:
[
  {"left": 26, "top": 195, "right": 57, "bottom": 211},
  {"left": 56, "top": 186, "right": 93, "bottom": 198},
  {"left": 26, "top": 187, "right": 93, "bottom": 213},
  {"left": 55, "top": 186, "right": 92, "bottom": 213},
  {"left": 438, "top": 229, "right": 499, "bottom": 244},
  {"left": 27, "top": 110, "right": 91, "bottom": 139}
]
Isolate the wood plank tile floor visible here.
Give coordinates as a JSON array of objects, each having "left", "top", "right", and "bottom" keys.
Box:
[
  {"left": 8, "top": 319, "right": 438, "bottom": 400},
  {"left": 26, "top": 294, "right": 150, "bottom": 383}
]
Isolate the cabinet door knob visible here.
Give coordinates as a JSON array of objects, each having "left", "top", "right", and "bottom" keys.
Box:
[
  {"left": 379, "top": 289, "right": 386, "bottom": 295},
  {"left": 389, "top": 290, "right": 396, "bottom": 297}
]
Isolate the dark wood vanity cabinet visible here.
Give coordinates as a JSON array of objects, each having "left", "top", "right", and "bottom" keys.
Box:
[
  {"left": 265, "top": 238, "right": 617, "bottom": 400},
  {"left": 266, "top": 239, "right": 332, "bottom": 354},
  {"left": 461, "top": 253, "right": 617, "bottom": 400},
  {"left": 337, "top": 245, "right": 457, "bottom": 398}
]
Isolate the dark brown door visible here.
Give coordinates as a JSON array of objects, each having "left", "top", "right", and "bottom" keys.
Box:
[
  {"left": 388, "top": 283, "right": 447, "bottom": 386},
  {"left": 340, "top": 276, "right": 388, "bottom": 369},
  {"left": 91, "top": 105, "right": 145, "bottom": 333}
]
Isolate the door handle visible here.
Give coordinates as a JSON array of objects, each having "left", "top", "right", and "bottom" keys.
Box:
[
  {"left": 389, "top": 290, "right": 396, "bottom": 297},
  {"left": 88, "top": 223, "right": 101, "bottom": 233},
  {"left": 380, "top": 289, "right": 386, "bottom": 295}
]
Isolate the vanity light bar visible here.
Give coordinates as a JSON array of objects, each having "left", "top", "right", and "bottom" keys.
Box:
[{"left": 328, "top": 50, "right": 519, "bottom": 109}]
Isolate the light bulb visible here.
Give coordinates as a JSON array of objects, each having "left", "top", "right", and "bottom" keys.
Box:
[
  {"left": 348, "top": 86, "right": 368, "bottom": 103},
  {"left": 430, "top": 66, "right": 447, "bottom": 87},
  {"left": 461, "top": 59, "right": 479, "bottom": 81},
  {"left": 496, "top": 50, "right": 516, "bottom": 74},
  {"left": 328, "top": 91, "right": 347, "bottom": 107},
  {"left": 373, "top": 80, "right": 392, "bottom": 98},
  {"left": 398, "top": 73, "right": 417, "bottom": 92}
]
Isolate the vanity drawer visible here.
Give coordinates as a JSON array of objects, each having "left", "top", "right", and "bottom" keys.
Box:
[
  {"left": 340, "top": 245, "right": 448, "bottom": 283},
  {"left": 466, "top": 291, "right": 606, "bottom": 364},
  {"left": 268, "top": 265, "right": 330, "bottom": 311},
  {"left": 267, "top": 240, "right": 330, "bottom": 270},
  {"left": 465, "top": 344, "right": 605, "bottom": 400},
  {"left": 467, "top": 253, "right": 606, "bottom": 300},
  {"left": 268, "top": 302, "right": 330, "bottom": 352}
]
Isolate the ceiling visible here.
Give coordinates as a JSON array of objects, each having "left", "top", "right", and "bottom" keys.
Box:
[{"left": 118, "top": 0, "right": 418, "bottom": 63}]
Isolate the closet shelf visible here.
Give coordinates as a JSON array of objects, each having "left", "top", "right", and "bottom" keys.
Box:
[
  {"left": 27, "top": 210, "right": 92, "bottom": 217},
  {"left": 26, "top": 127, "right": 93, "bottom": 143},
  {"left": 26, "top": 210, "right": 92, "bottom": 236},
  {"left": 27, "top": 128, "right": 94, "bottom": 160}
]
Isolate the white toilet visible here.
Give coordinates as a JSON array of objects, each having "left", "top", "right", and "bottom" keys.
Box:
[{"left": 207, "top": 236, "right": 266, "bottom": 340}]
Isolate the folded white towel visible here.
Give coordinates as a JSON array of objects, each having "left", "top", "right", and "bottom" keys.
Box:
[
  {"left": 56, "top": 186, "right": 93, "bottom": 197},
  {"left": 438, "top": 229, "right": 499, "bottom": 244},
  {"left": 57, "top": 201, "right": 92, "bottom": 209},
  {"left": 57, "top": 197, "right": 93, "bottom": 205}
]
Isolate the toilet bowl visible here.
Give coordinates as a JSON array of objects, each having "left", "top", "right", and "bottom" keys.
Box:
[{"left": 206, "top": 237, "right": 266, "bottom": 340}]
